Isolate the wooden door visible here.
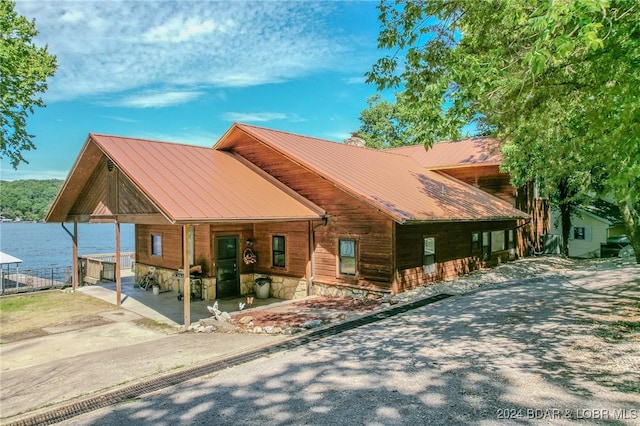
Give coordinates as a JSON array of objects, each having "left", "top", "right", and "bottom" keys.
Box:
[{"left": 215, "top": 236, "right": 239, "bottom": 298}]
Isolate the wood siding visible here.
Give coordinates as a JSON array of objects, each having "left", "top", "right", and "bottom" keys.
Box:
[
  {"left": 70, "top": 156, "right": 159, "bottom": 219},
  {"left": 438, "top": 165, "right": 516, "bottom": 205},
  {"left": 253, "top": 221, "right": 309, "bottom": 277},
  {"left": 227, "top": 136, "right": 394, "bottom": 289},
  {"left": 136, "top": 224, "right": 183, "bottom": 270},
  {"left": 394, "top": 220, "right": 517, "bottom": 293}
]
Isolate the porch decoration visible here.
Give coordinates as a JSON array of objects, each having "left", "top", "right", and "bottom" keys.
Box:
[{"left": 243, "top": 247, "right": 257, "bottom": 264}]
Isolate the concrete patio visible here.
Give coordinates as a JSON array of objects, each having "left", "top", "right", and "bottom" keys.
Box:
[{"left": 78, "top": 273, "right": 286, "bottom": 326}]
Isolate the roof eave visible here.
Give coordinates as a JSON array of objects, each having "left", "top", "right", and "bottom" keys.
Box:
[{"left": 402, "top": 215, "right": 529, "bottom": 225}]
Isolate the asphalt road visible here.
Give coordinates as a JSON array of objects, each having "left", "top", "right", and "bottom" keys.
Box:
[{"left": 57, "top": 263, "right": 640, "bottom": 425}]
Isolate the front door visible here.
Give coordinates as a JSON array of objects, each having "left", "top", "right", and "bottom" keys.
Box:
[{"left": 215, "top": 236, "right": 239, "bottom": 298}]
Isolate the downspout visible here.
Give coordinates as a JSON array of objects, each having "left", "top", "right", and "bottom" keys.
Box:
[
  {"left": 308, "top": 216, "right": 328, "bottom": 296},
  {"left": 61, "top": 220, "right": 78, "bottom": 291}
]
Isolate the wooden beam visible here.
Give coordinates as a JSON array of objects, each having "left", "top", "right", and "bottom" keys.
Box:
[
  {"left": 183, "top": 224, "right": 191, "bottom": 328},
  {"left": 73, "top": 220, "right": 78, "bottom": 291},
  {"left": 115, "top": 221, "right": 122, "bottom": 306}
]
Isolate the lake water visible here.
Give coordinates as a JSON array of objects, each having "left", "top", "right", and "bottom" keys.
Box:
[{"left": 0, "top": 223, "right": 135, "bottom": 270}]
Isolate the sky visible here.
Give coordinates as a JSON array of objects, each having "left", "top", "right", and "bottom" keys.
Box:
[{"left": 2, "top": 0, "right": 392, "bottom": 181}]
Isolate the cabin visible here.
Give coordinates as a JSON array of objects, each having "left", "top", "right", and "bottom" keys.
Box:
[{"left": 47, "top": 123, "right": 542, "bottom": 317}]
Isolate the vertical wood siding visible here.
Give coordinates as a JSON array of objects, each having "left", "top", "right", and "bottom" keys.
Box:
[{"left": 71, "top": 156, "right": 159, "bottom": 217}]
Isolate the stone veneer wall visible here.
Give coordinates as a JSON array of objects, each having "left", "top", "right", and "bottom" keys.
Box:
[
  {"left": 136, "top": 266, "right": 308, "bottom": 301},
  {"left": 311, "top": 282, "right": 387, "bottom": 299},
  {"left": 242, "top": 274, "right": 308, "bottom": 300},
  {"left": 135, "top": 264, "right": 214, "bottom": 300}
]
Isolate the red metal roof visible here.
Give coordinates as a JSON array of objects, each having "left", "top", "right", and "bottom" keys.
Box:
[
  {"left": 387, "top": 137, "right": 502, "bottom": 169},
  {"left": 216, "top": 124, "right": 527, "bottom": 223},
  {"left": 49, "top": 134, "right": 325, "bottom": 223}
]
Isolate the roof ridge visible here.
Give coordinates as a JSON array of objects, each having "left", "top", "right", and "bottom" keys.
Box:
[
  {"left": 90, "top": 133, "right": 213, "bottom": 150},
  {"left": 235, "top": 122, "right": 398, "bottom": 154}
]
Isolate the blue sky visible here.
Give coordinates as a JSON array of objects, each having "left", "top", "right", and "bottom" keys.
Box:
[{"left": 2, "top": 0, "right": 391, "bottom": 181}]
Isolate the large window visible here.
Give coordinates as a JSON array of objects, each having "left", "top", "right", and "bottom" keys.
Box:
[
  {"left": 491, "top": 230, "right": 506, "bottom": 253},
  {"left": 272, "top": 235, "right": 286, "bottom": 268},
  {"left": 338, "top": 239, "right": 356, "bottom": 276},
  {"left": 423, "top": 237, "right": 436, "bottom": 275},
  {"left": 151, "top": 234, "right": 162, "bottom": 257}
]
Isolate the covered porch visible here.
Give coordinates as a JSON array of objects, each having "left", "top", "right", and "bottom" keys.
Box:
[{"left": 46, "top": 133, "right": 326, "bottom": 327}]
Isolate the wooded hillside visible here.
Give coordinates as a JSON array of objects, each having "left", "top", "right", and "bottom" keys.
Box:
[{"left": 0, "top": 179, "right": 63, "bottom": 221}]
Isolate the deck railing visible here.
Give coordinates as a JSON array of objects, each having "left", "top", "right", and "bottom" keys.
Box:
[
  {"left": 1, "top": 266, "right": 72, "bottom": 294},
  {"left": 80, "top": 252, "right": 135, "bottom": 283}
]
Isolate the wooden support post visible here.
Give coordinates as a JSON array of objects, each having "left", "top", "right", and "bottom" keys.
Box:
[
  {"left": 72, "top": 220, "right": 78, "bottom": 291},
  {"left": 115, "top": 221, "right": 122, "bottom": 306},
  {"left": 183, "top": 224, "right": 191, "bottom": 328}
]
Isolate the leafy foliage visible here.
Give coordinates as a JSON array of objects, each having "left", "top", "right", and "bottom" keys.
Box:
[
  {"left": 1, "top": 0, "right": 57, "bottom": 168},
  {"left": 0, "top": 179, "right": 63, "bottom": 221},
  {"left": 358, "top": 94, "right": 416, "bottom": 148},
  {"left": 367, "top": 0, "right": 640, "bottom": 261}
]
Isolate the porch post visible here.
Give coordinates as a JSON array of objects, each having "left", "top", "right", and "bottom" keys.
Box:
[
  {"left": 183, "top": 224, "right": 191, "bottom": 328},
  {"left": 72, "top": 220, "right": 78, "bottom": 291},
  {"left": 115, "top": 221, "right": 122, "bottom": 306}
]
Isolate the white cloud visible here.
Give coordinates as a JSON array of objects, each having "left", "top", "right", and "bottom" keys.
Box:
[
  {"left": 134, "top": 130, "right": 219, "bottom": 147},
  {"left": 14, "top": 1, "right": 352, "bottom": 103},
  {"left": 221, "top": 112, "right": 289, "bottom": 122},
  {"left": 116, "top": 91, "right": 204, "bottom": 108}
]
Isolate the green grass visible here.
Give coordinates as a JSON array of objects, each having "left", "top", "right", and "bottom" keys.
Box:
[{"left": 0, "top": 291, "right": 116, "bottom": 338}]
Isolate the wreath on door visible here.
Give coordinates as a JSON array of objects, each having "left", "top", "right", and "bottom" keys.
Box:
[{"left": 243, "top": 247, "right": 257, "bottom": 264}]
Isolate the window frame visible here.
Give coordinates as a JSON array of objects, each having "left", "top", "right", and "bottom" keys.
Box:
[
  {"left": 471, "top": 232, "right": 481, "bottom": 251},
  {"left": 338, "top": 238, "right": 357, "bottom": 277},
  {"left": 150, "top": 233, "right": 162, "bottom": 257},
  {"left": 482, "top": 231, "right": 490, "bottom": 260},
  {"left": 573, "top": 227, "right": 586, "bottom": 240},
  {"left": 423, "top": 236, "right": 436, "bottom": 275},
  {"left": 507, "top": 229, "right": 515, "bottom": 250},
  {"left": 271, "top": 235, "right": 286, "bottom": 268}
]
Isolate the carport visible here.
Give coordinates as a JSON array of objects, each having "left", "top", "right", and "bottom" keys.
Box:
[{"left": 46, "top": 133, "right": 325, "bottom": 327}]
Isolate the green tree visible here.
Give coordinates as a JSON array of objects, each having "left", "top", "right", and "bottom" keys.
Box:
[
  {"left": 367, "top": 0, "right": 640, "bottom": 262},
  {"left": 0, "top": 179, "right": 63, "bottom": 221},
  {"left": 358, "top": 93, "right": 424, "bottom": 149},
  {"left": 1, "top": 0, "right": 57, "bottom": 168}
]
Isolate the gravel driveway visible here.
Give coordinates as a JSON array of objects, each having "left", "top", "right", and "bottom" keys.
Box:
[{"left": 58, "top": 257, "right": 640, "bottom": 425}]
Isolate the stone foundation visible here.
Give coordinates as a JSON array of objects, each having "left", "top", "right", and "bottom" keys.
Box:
[{"left": 312, "top": 282, "right": 387, "bottom": 299}]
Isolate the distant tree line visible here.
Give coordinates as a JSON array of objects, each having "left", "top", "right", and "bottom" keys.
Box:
[{"left": 0, "top": 179, "right": 63, "bottom": 221}]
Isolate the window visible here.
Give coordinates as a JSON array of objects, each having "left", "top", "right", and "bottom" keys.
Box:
[
  {"left": 272, "top": 235, "right": 286, "bottom": 268},
  {"left": 151, "top": 234, "right": 162, "bottom": 257},
  {"left": 482, "top": 231, "right": 490, "bottom": 260},
  {"left": 491, "top": 230, "right": 506, "bottom": 253},
  {"left": 471, "top": 232, "right": 480, "bottom": 250},
  {"left": 423, "top": 237, "right": 436, "bottom": 275},
  {"left": 573, "top": 227, "right": 585, "bottom": 240},
  {"left": 507, "top": 229, "right": 515, "bottom": 250},
  {"left": 338, "top": 239, "right": 356, "bottom": 276}
]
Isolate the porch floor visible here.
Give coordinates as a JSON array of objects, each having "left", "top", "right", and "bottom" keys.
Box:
[{"left": 78, "top": 274, "right": 285, "bottom": 326}]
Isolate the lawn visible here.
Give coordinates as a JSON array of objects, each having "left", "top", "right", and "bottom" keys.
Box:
[{"left": 0, "top": 290, "right": 117, "bottom": 341}]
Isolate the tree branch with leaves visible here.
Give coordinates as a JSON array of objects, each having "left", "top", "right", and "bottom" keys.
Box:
[{"left": 1, "top": 0, "right": 56, "bottom": 168}]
